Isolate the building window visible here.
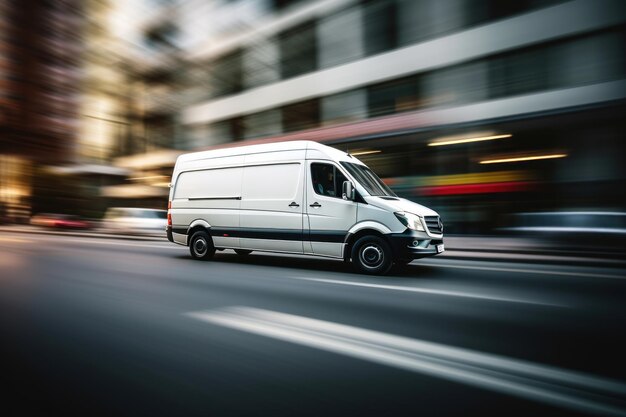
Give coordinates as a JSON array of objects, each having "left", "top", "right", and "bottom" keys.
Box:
[
  {"left": 206, "top": 117, "right": 244, "bottom": 144},
  {"left": 243, "top": 109, "right": 282, "bottom": 140},
  {"left": 282, "top": 98, "right": 320, "bottom": 132},
  {"left": 272, "top": 0, "right": 305, "bottom": 11},
  {"left": 321, "top": 89, "right": 367, "bottom": 125},
  {"left": 209, "top": 49, "right": 244, "bottom": 98},
  {"left": 318, "top": 6, "right": 364, "bottom": 69},
  {"left": 421, "top": 61, "right": 488, "bottom": 107},
  {"left": 481, "top": 0, "right": 565, "bottom": 21},
  {"left": 367, "top": 75, "right": 420, "bottom": 118},
  {"left": 363, "top": 0, "right": 399, "bottom": 56},
  {"left": 278, "top": 20, "right": 317, "bottom": 79},
  {"left": 397, "top": 0, "right": 566, "bottom": 48},
  {"left": 488, "top": 46, "right": 552, "bottom": 99},
  {"left": 243, "top": 40, "right": 280, "bottom": 90}
]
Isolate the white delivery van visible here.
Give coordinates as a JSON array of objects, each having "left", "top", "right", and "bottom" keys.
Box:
[{"left": 167, "top": 141, "right": 443, "bottom": 275}]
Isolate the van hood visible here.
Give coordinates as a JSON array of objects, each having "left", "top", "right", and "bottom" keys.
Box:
[{"left": 364, "top": 196, "right": 439, "bottom": 217}]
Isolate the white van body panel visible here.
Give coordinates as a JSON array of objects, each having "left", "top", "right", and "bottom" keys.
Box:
[
  {"left": 240, "top": 150, "right": 305, "bottom": 253},
  {"left": 365, "top": 196, "right": 439, "bottom": 218},
  {"left": 172, "top": 231, "right": 187, "bottom": 245},
  {"left": 168, "top": 140, "right": 443, "bottom": 266},
  {"left": 239, "top": 239, "right": 303, "bottom": 253},
  {"left": 362, "top": 196, "right": 443, "bottom": 238}
]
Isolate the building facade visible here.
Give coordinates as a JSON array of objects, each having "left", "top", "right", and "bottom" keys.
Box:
[
  {"left": 0, "top": 0, "right": 84, "bottom": 220},
  {"left": 114, "top": 0, "right": 626, "bottom": 231}
]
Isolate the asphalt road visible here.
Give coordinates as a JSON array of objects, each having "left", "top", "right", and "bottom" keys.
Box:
[{"left": 1, "top": 231, "right": 625, "bottom": 416}]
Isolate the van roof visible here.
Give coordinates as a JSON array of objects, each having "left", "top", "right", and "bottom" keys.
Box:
[{"left": 176, "top": 140, "right": 352, "bottom": 165}]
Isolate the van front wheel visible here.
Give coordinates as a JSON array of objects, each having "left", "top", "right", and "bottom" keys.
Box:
[
  {"left": 189, "top": 231, "right": 215, "bottom": 260},
  {"left": 351, "top": 236, "right": 393, "bottom": 275}
]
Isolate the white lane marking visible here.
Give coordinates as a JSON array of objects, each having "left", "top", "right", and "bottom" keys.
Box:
[
  {"left": 422, "top": 262, "right": 625, "bottom": 280},
  {"left": 292, "top": 276, "right": 561, "bottom": 306},
  {"left": 187, "top": 307, "right": 626, "bottom": 417}
]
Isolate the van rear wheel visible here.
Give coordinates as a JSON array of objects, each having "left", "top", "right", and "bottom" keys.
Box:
[
  {"left": 235, "top": 249, "right": 252, "bottom": 256},
  {"left": 189, "top": 231, "right": 215, "bottom": 260},
  {"left": 351, "top": 235, "right": 393, "bottom": 275}
]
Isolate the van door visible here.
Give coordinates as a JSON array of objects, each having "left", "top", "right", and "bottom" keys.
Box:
[
  {"left": 239, "top": 160, "right": 305, "bottom": 253},
  {"left": 306, "top": 161, "right": 357, "bottom": 257}
]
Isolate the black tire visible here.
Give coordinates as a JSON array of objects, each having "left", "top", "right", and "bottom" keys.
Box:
[
  {"left": 189, "top": 230, "right": 215, "bottom": 260},
  {"left": 351, "top": 235, "right": 393, "bottom": 275},
  {"left": 235, "top": 249, "right": 252, "bottom": 256}
]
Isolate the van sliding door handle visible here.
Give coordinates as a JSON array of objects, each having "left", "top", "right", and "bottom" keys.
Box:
[
  {"left": 288, "top": 202, "right": 300, "bottom": 208},
  {"left": 309, "top": 202, "right": 322, "bottom": 208}
]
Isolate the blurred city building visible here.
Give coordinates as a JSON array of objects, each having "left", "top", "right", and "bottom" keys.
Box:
[
  {"left": 2, "top": 0, "right": 625, "bottom": 231},
  {"left": 113, "top": 0, "right": 625, "bottom": 233},
  {"left": 97, "top": 0, "right": 186, "bottom": 206},
  {"left": 0, "top": 0, "right": 83, "bottom": 221}
]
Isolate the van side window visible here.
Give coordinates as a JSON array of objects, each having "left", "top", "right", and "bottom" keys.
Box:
[{"left": 311, "top": 163, "right": 347, "bottom": 198}]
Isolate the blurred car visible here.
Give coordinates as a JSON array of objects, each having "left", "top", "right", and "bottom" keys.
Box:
[
  {"left": 503, "top": 211, "right": 626, "bottom": 249},
  {"left": 102, "top": 207, "right": 167, "bottom": 236},
  {"left": 31, "top": 213, "right": 91, "bottom": 229}
]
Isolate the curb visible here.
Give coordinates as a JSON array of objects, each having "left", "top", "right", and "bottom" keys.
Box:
[
  {"left": 0, "top": 227, "right": 166, "bottom": 242},
  {"left": 440, "top": 252, "right": 625, "bottom": 268}
]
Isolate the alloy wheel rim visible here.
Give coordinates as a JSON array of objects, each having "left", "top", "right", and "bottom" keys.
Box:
[
  {"left": 360, "top": 244, "right": 384, "bottom": 268},
  {"left": 194, "top": 237, "right": 207, "bottom": 256}
]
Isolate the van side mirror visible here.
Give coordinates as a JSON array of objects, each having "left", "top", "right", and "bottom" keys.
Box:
[{"left": 342, "top": 181, "right": 355, "bottom": 201}]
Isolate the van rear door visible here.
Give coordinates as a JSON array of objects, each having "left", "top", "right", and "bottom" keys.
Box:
[{"left": 172, "top": 161, "right": 243, "bottom": 249}]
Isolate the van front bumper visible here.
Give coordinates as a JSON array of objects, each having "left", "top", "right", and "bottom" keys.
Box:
[{"left": 387, "top": 229, "right": 444, "bottom": 259}]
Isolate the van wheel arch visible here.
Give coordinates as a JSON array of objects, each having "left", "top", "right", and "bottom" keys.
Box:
[{"left": 344, "top": 229, "right": 388, "bottom": 262}]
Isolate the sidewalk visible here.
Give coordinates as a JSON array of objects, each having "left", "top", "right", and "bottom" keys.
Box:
[
  {"left": 441, "top": 235, "right": 625, "bottom": 267},
  {"left": 2, "top": 225, "right": 624, "bottom": 267},
  {"left": 0, "top": 225, "right": 165, "bottom": 242}
]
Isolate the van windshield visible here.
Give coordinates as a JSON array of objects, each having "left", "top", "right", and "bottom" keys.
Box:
[{"left": 340, "top": 162, "right": 396, "bottom": 197}]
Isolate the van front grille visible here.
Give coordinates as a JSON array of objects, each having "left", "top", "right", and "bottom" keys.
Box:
[{"left": 424, "top": 216, "right": 443, "bottom": 234}]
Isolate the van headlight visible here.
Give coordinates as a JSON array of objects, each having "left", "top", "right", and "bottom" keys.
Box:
[{"left": 394, "top": 211, "right": 425, "bottom": 231}]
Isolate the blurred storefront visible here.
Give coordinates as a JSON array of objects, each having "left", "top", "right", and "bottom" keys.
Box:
[
  {"left": 338, "top": 105, "right": 626, "bottom": 233},
  {"left": 0, "top": 156, "right": 31, "bottom": 223},
  {"left": 101, "top": 149, "right": 182, "bottom": 208}
]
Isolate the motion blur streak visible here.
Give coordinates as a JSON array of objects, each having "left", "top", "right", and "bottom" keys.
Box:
[
  {"left": 349, "top": 150, "right": 382, "bottom": 156},
  {"left": 289, "top": 276, "right": 558, "bottom": 306},
  {"left": 479, "top": 154, "right": 568, "bottom": 164},
  {"left": 428, "top": 134, "right": 512, "bottom": 147},
  {"left": 188, "top": 307, "right": 626, "bottom": 417}
]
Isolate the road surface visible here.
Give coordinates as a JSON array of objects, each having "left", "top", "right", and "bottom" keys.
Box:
[{"left": 1, "top": 231, "right": 625, "bottom": 416}]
